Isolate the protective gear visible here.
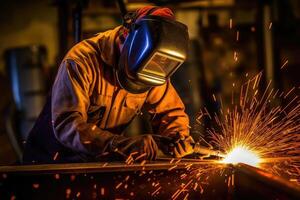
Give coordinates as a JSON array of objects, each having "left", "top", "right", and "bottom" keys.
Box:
[
  {"left": 23, "top": 26, "right": 190, "bottom": 163},
  {"left": 109, "top": 134, "right": 158, "bottom": 160},
  {"left": 155, "top": 134, "right": 195, "bottom": 158},
  {"left": 117, "top": 7, "right": 189, "bottom": 93},
  {"left": 119, "top": 6, "right": 175, "bottom": 43},
  {"left": 173, "top": 135, "right": 195, "bottom": 158}
]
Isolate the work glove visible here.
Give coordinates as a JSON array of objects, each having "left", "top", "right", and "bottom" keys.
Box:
[
  {"left": 153, "top": 133, "right": 195, "bottom": 158},
  {"left": 172, "top": 135, "right": 195, "bottom": 158},
  {"left": 109, "top": 134, "right": 159, "bottom": 161}
]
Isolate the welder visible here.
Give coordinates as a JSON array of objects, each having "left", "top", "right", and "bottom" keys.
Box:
[{"left": 23, "top": 6, "right": 194, "bottom": 163}]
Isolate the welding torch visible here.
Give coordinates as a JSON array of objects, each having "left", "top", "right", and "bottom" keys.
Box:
[
  {"left": 153, "top": 135, "right": 225, "bottom": 158},
  {"left": 192, "top": 142, "right": 226, "bottom": 158}
]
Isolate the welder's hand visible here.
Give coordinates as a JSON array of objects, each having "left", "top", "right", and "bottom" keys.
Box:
[
  {"left": 172, "top": 135, "right": 195, "bottom": 158},
  {"left": 109, "top": 134, "right": 158, "bottom": 161}
]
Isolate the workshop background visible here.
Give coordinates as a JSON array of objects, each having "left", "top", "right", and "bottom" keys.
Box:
[{"left": 0, "top": 0, "right": 300, "bottom": 164}]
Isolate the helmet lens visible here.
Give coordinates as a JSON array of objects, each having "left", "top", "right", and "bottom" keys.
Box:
[{"left": 142, "top": 52, "right": 181, "bottom": 78}]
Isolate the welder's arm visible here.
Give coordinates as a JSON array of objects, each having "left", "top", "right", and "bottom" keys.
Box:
[
  {"left": 52, "top": 60, "right": 158, "bottom": 160},
  {"left": 145, "top": 80, "right": 194, "bottom": 158},
  {"left": 51, "top": 59, "right": 116, "bottom": 157}
]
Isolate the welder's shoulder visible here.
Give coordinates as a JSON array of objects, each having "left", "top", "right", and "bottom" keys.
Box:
[
  {"left": 63, "top": 37, "right": 102, "bottom": 67},
  {"left": 63, "top": 27, "right": 120, "bottom": 68}
]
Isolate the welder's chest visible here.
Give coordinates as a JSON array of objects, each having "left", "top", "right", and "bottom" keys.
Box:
[{"left": 87, "top": 90, "right": 147, "bottom": 130}]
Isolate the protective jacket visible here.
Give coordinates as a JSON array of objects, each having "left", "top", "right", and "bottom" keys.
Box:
[{"left": 23, "top": 26, "right": 189, "bottom": 163}]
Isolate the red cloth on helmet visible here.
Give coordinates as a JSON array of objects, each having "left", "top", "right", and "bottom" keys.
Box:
[
  {"left": 119, "top": 6, "right": 175, "bottom": 40},
  {"left": 135, "top": 6, "right": 175, "bottom": 21}
]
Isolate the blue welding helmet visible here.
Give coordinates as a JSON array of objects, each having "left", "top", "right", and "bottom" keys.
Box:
[{"left": 116, "top": 15, "right": 189, "bottom": 93}]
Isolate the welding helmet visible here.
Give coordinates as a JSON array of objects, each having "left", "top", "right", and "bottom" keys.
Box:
[{"left": 116, "top": 8, "right": 189, "bottom": 93}]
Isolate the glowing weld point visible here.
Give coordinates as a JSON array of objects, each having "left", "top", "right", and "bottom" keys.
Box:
[{"left": 221, "top": 146, "right": 261, "bottom": 167}]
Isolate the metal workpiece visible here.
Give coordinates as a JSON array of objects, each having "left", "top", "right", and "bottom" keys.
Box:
[
  {"left": 0, "top": 161, "right": 299, "bottom": 199},
  {"left": 0, "top": 159, "right": 218, "bottom": 175},
  {"left": 232, "top": 163, "right": 300, "bottom": 200}
]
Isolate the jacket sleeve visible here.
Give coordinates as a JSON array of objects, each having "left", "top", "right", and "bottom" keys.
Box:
[
  {"left": 51, "top": 59, "right": 115, "bottom": 156},
  {"left": 145, "top": 80, "right": 190, "bottom": 138}
]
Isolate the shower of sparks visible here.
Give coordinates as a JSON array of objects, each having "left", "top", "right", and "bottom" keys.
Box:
[
  {"left": 203, "top": 72, "right": 300, "bottom": 183},
  {"left": 168, "top": 162, "right": 224, "bottom": 200}
]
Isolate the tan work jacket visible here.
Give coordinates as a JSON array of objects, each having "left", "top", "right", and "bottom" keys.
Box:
[{"left": 50, "top": 26, "right": 189, "bottom": 156}]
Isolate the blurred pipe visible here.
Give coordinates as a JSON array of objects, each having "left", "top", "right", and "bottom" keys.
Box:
[
  {"left": 263, "top": 4, "right": 274, "bottom": 87},
  {"left": 72, "top": 0, "right": 89, "bottom": 44},
  {"left": 116, "top": 0, "right": 127, "bottom": 18},
  {"left": 57, "top": 0, "right": 69, "bottom": 60},
  {"left": 73, "top": 3, "right": 82, "bottom": 44}
]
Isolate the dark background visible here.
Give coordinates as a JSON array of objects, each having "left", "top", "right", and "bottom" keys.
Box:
[{"left": 0, "top": 0, "right": 300, "bottom": 164}]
